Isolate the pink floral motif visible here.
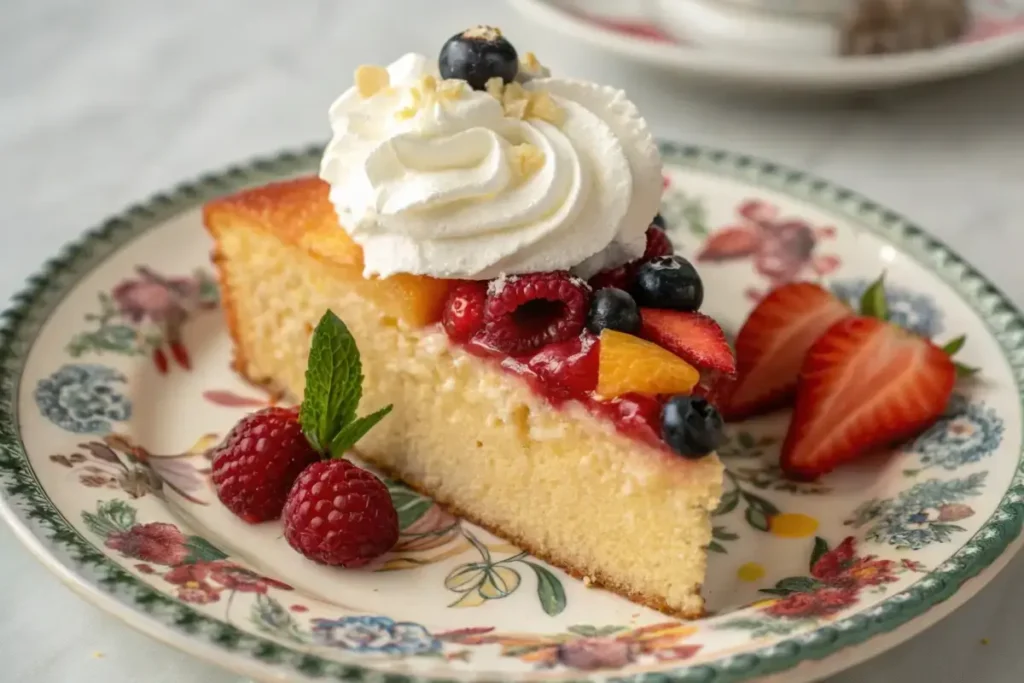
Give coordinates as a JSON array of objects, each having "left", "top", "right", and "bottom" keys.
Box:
[
  {"left": 439, "top": 622, "right": 700, "bottom": 670},
  {"left": 106, "top": 522, "right": 189, "bottom": 566},
  {"left": 86, "top": 500, "right": 292, "bottom": 610},
  {"left": 67, "top": 266, "right": 218, "bottom": 374},
  {"left": 753, "top": 536, "right": 921, "bottom": 622},
  {"left": 696, "top": 199, "right": 841, "bottom": 301},
  {"left": 164, "top": 564, "right": 223, "bottom": 604}
]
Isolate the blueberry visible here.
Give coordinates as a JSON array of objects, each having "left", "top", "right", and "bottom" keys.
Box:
[
  {"left": 651, "top": 213, "right": 666, "bottom": 230},
  {"left": 632, "top": 255, "right": 703, "bottom": 311},
  {"left": 586, "top": 288, "right": 641, "bottom": 334},
  {"left": 662, "top": 396, "right": 723, "bottom": 458},
  {"left": 439, "top": 26, "right": 518, "bottom": 91}
]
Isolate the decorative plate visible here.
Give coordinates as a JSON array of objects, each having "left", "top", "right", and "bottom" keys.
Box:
[
  {"left": 2, "top": 142, "right": 1023, "bottom": 683},
  {"left": 508, "top": 0, "right": 1024, "bottom": 91}
]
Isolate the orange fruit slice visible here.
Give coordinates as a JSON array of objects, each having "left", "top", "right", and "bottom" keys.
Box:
[{"left": 597, "top": 329, "right": 700, "bottom": 397}]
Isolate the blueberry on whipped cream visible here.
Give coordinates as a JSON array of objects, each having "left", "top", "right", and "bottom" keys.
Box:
[
  {"left": 319, "top": 28, "right": 663, "bottom": 282},
  {"left": 439, "top": 25, "right": 519, "bottom": 91}
]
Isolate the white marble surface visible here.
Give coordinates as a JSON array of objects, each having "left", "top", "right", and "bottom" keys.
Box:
[{"left": 4, "top": 1, "right": 1024, "bottom": 681}]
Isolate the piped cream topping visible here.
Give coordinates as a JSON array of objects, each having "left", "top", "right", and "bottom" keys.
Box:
[{"left": 320, "top": 52, "right": 662, "bottom": 280}]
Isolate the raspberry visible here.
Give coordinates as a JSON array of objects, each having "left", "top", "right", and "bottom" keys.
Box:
[
  {"left": 526, "top": 333, "right": 599, "bottom": 399},
  {"left": 588, "top": 266, "right": 632, "bottom": 292},
  {"left": 283, "top": 459, "right": 398, "bottom": 567},
  {"left": 442, "top": 280, "right": 487, "bottom": 343},
  {"left": 643, "top": 225, "right": 674, "bottom": 260},
  {"left": 476, "top": 273, "right": 589, "bottom": 354},
  {"left": 211, "top": 407, "right": 321, "bottom": 523},
  {"left": 588, "top": 227, "right": 672, "bottom": 292}
]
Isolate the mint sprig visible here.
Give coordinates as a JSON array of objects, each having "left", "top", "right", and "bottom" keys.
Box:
[{"left": 299, "top": 310, "right": 392, "bottom": 457}]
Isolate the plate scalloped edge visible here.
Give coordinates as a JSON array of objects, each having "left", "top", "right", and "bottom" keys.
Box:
[{"left": 2, "top": 142, "right": 1024, "bottom": 683}]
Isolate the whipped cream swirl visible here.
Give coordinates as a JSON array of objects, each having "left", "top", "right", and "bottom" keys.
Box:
[{"left": 320, "top": 53, "right": 662, "bottom": 280}]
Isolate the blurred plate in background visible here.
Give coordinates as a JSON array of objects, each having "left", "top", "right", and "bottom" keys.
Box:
[{"left": 508, "top": 0, "right": 1024, "bottom": 91}]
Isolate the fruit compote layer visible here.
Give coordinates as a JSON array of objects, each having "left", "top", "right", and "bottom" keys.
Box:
[{"left": 459, "top": 332, "right": 668, "bottom": 450}]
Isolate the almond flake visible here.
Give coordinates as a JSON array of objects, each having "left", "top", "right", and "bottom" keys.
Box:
[
  {"left": 485, "top": 77, "right": 505, "bottom": 100},
  {"left": 437, "top": 79, "right": 467, "bottom": 102},
  {"left": 464, "top": 25, "right": 502, "bottom": 40},
  {"left": 354, "top": 65, "right": 390, "bottom": 99},
  {"left": 510, "top": 143, "right": 545, "bottom": 181},
  {"left": 526, "top": 91, "right": 565, "bottom": 126},
  {"left": 503, "top": 98, "right": 529, "bottom": 120}
]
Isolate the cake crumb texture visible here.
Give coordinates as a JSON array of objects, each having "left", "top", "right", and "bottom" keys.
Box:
[{"left": 205, "top": 178, "right": 723, "bottom": 617}]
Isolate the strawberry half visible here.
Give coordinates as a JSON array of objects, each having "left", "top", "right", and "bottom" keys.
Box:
[
  {"left": 639, "top": 309, "right": 735, "bottom": 406},
  {"left": 780, "top": 316, "right": 956, "bottom": 480},
  {"left": 720, "top": 282, "right": 851, "bottom": 421},
  {"left": 639, "top": 309, "right": 735, "bottom": 375}
]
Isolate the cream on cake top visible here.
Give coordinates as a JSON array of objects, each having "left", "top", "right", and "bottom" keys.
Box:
[{"left": 319, "top": 52, "right": 663, "bottom": 280}]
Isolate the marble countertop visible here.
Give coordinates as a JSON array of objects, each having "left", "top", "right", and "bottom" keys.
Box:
[{"left": 4, "top": 1, "right": 1024, "bottom": 681}]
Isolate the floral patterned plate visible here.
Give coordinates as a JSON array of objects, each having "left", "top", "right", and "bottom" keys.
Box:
[{"left": 1, "top": 143, "right": 1023, "bottom": 683}]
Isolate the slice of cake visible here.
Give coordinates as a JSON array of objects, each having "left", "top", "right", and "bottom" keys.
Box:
[{"left": 204, "top": 26, "right": 732, "bottom": 617}]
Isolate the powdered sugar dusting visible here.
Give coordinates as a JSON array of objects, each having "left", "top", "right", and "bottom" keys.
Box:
[{"left": 488, "top": 274, "right": 519, "bottom": 297}]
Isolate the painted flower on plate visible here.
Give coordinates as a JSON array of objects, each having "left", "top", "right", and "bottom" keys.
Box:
[
  {"left": 557, "top": 637, "right": 636, "bottom": 670},
  {"left": 908, "top": 400, "right": 1004, "bottom": 470},
  {"left": 34, "top": 364, "right": 131, "bottom": 433},
  {"left": 112, "top": 266, "right": 215, "bottom": 326},
  {"left": 163, "top": 564, "right": 222, "bottom": 604},
  {"left": 311, "top": 616, "right": 441, "bottom": 656},
  {"left": 846, "top": 472, "right": 986, "bottom": 550},
  {"left": 105, "top": 522, "right": 189, "bottom": 566}
]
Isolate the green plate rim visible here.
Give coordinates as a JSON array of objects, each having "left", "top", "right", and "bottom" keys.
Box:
[{"left": 2, "top": 141, "right": 1023, "bottom": 683}]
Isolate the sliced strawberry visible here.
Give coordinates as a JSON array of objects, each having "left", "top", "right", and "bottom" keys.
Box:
[
  {"left": 639, "top": 309, "right": 735, "bottom": 375},
  {"left": 781, "top": 316, "right": 956, "bottom": 480},
  {"left": 721, "top": 282, "right": 851, "bottom": 421}
]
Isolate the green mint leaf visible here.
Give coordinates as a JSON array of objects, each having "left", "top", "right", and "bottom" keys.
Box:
[
  {"left": 329, "top": 404, "right": 393, "bottom": 456},
  {"left": 955, "top": 361, "right": 980, "bottom": 378},
  {"left": 299, "top": 311, "right": 364, "bottom": 452},
  {"left": 859, "top": 274, "right": 889, "bottom": 321},
  {"left": 942, "top": 335, "right": 967, "bottom": 356}
]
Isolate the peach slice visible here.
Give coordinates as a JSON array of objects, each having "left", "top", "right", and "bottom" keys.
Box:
[
  {"left": 597, "top": 329, "right": 700, "bottom": 397},
  {"left": 204, "top": 177, "right": 450, "bottom": 326}
]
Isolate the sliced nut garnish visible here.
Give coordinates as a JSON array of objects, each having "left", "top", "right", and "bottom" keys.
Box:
[
  {"left": 486, "top": 77, "right": 565, "bottom": 126},
  {"left": 510, "top": 143, "right": 545, "bottom": 181},
  {"left": 525, "top": 91, "right": 564, "bottom": 126},
  {"left": 519, "top": 51, "right": 551, "bottom": 79},
  {"left": 485, "top": 76, "right": 505, "bottom": 100},
  {"left": 354, "top": 65, "right": 390, "bottom": 99},
  {"left": 463, "top": 25, "right": 502, "bottom": 40},
  {"left": 436, "top": 78, "right": 467, "bottom": 102}
]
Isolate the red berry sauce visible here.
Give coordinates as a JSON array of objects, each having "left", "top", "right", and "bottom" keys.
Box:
[{"left": 459, "top": 332, "right": 667, "bottom": 450}]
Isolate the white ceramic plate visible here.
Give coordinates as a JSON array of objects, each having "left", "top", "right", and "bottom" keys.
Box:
[
  {"left": 2, "top": 143, "right": 1023, "bottom": 683},
  {"left": 508, "top": 0, "right": 1024, "bottom": 91}
]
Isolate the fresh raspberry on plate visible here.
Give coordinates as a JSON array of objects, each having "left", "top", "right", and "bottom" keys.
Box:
[
  {"left": 283, "top": 459, "right": 399, "bottom": 567},
  {"left": 210, "top": 407, "right": 320, "bottom": 523},
  {"left": 476, "top": 272, "right": 590, "bottom": 354},
  {"left": 442, "top": 280, "right": 488, "bottom": 342}
]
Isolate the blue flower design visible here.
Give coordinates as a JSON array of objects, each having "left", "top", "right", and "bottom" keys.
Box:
[
  {"left": 907, "top": 399, "right": 1004, "bottom": 471},
  {"left": 830, "top": 278, "right": 944, "bottom": 337},
  {"left": 845, "top": 472, "right": 986, "bottom": 550},
  {"left": 34, "top": 364, "right": 132, "bottom": 433},
  {"left": 310, "top": 615, "right": 440, "bottom": 656}
]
